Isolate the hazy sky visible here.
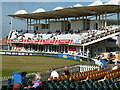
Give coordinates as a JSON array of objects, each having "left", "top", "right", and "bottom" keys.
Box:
[{"left": 2, "top": 0, "right": 110, "bottom": 2}]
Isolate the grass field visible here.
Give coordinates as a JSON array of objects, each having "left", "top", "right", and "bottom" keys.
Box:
[{"left": 2, "top": 55, "right": 82, "bottom": 77}]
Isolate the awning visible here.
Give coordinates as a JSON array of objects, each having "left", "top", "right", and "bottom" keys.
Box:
[{"left": 8, "top": 5, "right": 120, "bottom": 20}]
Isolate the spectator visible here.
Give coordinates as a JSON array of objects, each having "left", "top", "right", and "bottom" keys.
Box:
[
  {"left": 13, "top": 83, "right": 21, "bottom": 90},
  {"left": 99, "top": 54, "right": 107, "bottom": 69},
  {"left": 48, "top": 68, "right": 59, "bottom": 80},
  {"left": 107, "top": 53, "right": 116, "bottom": 64},
  {"left": 28, "top": 74, "right": 43, "bottom": 89},
  {"left": 112, "top": 65, "right": 118, "bottom": 70},
  {"left": 62, "top": 67, "right": 70, "bottom": 75}
]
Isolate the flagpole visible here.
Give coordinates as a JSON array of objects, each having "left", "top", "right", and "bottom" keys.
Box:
[
  {"left": 10, "top": 17, "right": 13, "bottom": 31},
  {"left": 8, "top": 17, "right": 13, "bottom": 51}
]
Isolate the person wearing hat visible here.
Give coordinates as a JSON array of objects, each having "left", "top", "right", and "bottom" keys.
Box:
[{"left": 28, "top": 74, "right": 43, "bottom": 88}]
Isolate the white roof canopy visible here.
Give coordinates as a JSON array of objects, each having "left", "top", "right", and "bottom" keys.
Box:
[
  {"left": 53, "top": 6, "right": 63, "bottom": 10},
  {"left": 32, "top": 8, "right": 45, "bottom": 13},
  {"left": 8, "top": 0, "right": 120, "bottom": 20},
  {"left": 15, "top": 10, "right": 27, "bottom": 14},
  {"left": 73, "top": 4, "right": 83, "bottom": 7},
  {"left": 88, "top": 0, "right": 103, "bottom": 6},
  {"left": 105, "top": 0, "right": 120, "bottom": 5}
]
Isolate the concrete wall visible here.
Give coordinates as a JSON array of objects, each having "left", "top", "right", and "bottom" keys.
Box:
[
  {"left": 90, "top": 20, "right": 102, "bottom": 30},
  {"left": 33, "top": 24, "right": 49, "bottom": 33},
  {"left": 71, "top": 20, "right": 84, "bottom": 31},
  {"left": 49, "top": 21, "right": 62, "bottom": 32}
]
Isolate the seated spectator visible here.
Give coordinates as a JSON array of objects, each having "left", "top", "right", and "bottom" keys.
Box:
[
  {"left": 50, "top": 34, "right": 54, "bottom": 38},
  {"left": 62, "top": 67, "right": 70, "bottom": 76},
  {"left": 48, "top": 68, "right": 59, "bottom": 80},
  {"left": 53, "top": 37, "right": 56, "bottom": 39},
  {"left": 112, "top": 65, "right": 118, "bottom": 70},
  {"left": 28, "top": 37, "right": 31, "bottom": 39},
  {"left": 26, "top": 30, "right": 29, "bottom": 33},
  {"left": 99, "top": 54, "right": 107, "bottom": 69},
  {"left": 107, "top": 53, "right": 116, "bottom": 64},
  {"left": 77, "top": 29, "right": 80, "bottom": 33},
  {"left": 28, "top": 74, "right": 43, "bottom": 89},
  {"left": 13, "top": 83, "right": 21, "bottom": 90},
  {"left": 34, "top": 30, "right": 37, "bottom": 34},
  {"left": 47, "top": 31, "right": 52, "bottom": 34}
]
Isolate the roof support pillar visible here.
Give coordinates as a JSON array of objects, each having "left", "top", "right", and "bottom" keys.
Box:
[
  {"left": 102, "top": 14, "right": 104, "bottom": 27},
  {"left": 96, "top": 15, "right": 97, "bottom": 20},
  {"left": 27, "top": 19, "right": 28, "bottom": 30},
  {"left": 48, "top": 19, "right": 50, "bottom": 31},
  {"left": 117, "top": 12, "right": 120, "bottom": 25},
  {"left": 67, "top": 18, "right": 69, "bottom": 32},
  {"left": 99, "top": 15, "right": 100, "bottom": 20},
  {"left": 39, "top": 19, "right": 41, "bottom": 24},
  {"left": 105, "top": 13, "right": 107, "bottom": 27},
  {"left": 85, "top": 16, "right": 87, "bottom": 30},
  {"left": 63, "top": 18, "right": 65, "bottom": 32},
  {"left": 83, "top": 45, "right": 85, "bottom": 56},
  {"left": 36, "top": 19, "right": 37, "bottom": 24},
  {"left": 30, "top": 19, "right": 31, "bottom": 30},
  {"left": 45, "top": 19, "right": 47, "bottom": 30}
]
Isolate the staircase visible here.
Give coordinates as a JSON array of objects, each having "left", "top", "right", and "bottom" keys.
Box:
[{"left": 81, "top": 29, "right": 120, "bottom": 46}]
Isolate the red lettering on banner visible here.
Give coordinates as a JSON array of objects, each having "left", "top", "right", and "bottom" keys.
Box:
[
  {"left": 26, "top": 39, "right": 40, "bottom": 43},
  {"left": 7, "top": 39, "right": 73, "bottom": 44},
  {"left": 42, "top": 39, "right": 56, "bottom": 43},
  {"left": 57, "top": 39, "right": 73, "bottom": 44}
]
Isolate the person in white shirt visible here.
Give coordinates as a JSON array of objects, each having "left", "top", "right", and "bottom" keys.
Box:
[
  {"left": 112, "top": 65, "right": 118, "bottom": 70},
  {"left": 48, "top": 68, "right": 59, "bottom": 80}
]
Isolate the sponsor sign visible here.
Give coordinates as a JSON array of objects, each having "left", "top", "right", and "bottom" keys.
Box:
[
  {"left": 8, "top": 39, "right": 73, "bottom": 44},
  {"left": 42, "top": 39, "right": 56, "bottom": 44},
  {"left": 58, "top": 54, "right": 80, "bottom": 61},
  {"left": 69, "top": 45, "right": 76, "bottom": 51},
  {"left": 16, "top": 44, "right": 23, "bottom": 49}
]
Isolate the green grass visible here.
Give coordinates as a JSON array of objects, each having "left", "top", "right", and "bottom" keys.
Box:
[{"left": 2, "top": 55, "right": 83, "bottom": 77}]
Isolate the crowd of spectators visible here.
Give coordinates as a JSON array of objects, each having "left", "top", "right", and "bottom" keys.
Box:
[
  {"left": 97, "top": 52, "right": 118, "bottom": 69},
  {"left": 10, "top": 25, "right": 120, "bottom": 42}
]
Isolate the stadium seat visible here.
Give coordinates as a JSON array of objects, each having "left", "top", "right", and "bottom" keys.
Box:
[{"left": 1, "top": 86, "right": 8, "bottom": 90}]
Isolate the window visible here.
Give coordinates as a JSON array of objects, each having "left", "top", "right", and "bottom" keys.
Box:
[
  {"left": 34, "top": 26, "right": 38, "bottom": 30},
  {"left": 41, "top": 24, "right": 49, "bottom": 29}
]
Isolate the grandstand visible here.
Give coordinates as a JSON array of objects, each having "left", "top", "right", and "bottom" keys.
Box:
[
  {"left": 1, "top": 0, "right": 120, "bottom": 89},
  {"left": 7, "top": 0, "right": 120, "bottom": 58}
]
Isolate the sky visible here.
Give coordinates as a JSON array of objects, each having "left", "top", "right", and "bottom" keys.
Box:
[
  {"left": 1, "top": 0, "right": 110, "bottom": 2},
  {"left": 1, "top": 0, "right": 118, "bottom": 38}
]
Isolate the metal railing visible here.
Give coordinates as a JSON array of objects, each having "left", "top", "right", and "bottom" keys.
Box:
[{"left": 2, "top": 65, "right": 99, "bottom": 86}]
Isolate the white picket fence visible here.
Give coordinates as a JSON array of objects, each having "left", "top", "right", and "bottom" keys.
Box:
[
  {"left": 2, "top": 73, "right": 36, "bottom": 81},
  {"left": 79, "top": 65, "right": 99, "bottom": 72},
  {"left": 2, "top": 76, "right": 14, "bottom": 81}
]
